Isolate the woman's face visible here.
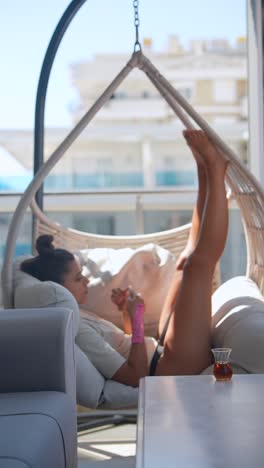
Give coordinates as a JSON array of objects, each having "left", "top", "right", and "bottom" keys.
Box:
[{"left": 63, "top": 257, "right": 89, "bottom": 305}]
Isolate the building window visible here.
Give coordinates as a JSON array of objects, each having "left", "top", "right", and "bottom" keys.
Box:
[
  {"left": 213, "top": 80, "right": 236, "bottom": 103},
  {"left": 178, "top": 87, "right": 192, "bottom": 101},
  {"left": 142, "top": 91, "right": 150, "bottom": 99},
  {"left": 125, "top": 155, "right": 135, "bottom": 166},
  {"left": 163, "top": 156, "right": 176, "bottom": 168},
  {"left": 110, "top": 91, "right": 127, "bottom": 99},
  {"left": 96, "top": 157, "right": 113, "bottom": 170}
]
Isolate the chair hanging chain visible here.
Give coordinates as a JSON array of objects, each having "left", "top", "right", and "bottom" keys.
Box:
[{"left": 133, "top": 0, "right": 141, "bottom": 51}]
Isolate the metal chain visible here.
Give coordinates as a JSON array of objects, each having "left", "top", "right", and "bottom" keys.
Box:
[{"left": 133, "top": 0, "right": 141, "bottom": 51}]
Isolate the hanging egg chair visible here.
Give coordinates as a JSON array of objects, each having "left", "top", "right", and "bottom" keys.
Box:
[{"left": 2, "top": 0, "right": 264, "bottom": 309}]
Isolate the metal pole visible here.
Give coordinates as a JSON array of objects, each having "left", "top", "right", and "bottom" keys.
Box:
[{"left": 33, "top": 0, "right": 87, "bottom": 212}]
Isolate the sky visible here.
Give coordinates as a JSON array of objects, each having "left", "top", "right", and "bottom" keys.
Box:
[{"left": 0, "top": 0, "right": 247, "bottom": 129}]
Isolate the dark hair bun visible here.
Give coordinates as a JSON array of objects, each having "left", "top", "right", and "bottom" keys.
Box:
[{"left": 36, "top": 235, "right": 55, "bottom": 256}]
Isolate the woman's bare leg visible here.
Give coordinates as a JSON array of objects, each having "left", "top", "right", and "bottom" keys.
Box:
[
  {"left": 156, "top": 130, "right": 228, "bottom": 375},
  {"left": 177, "top": 136, "right": 208, "bottom": 267},
  {"left": 157, "top": 132, "right": 208, "bottom": 338}
]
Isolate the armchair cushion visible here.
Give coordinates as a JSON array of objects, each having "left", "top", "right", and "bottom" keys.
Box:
[
  {"left": 0, "top": 307, "right": 77, "bottom": 468},
  {"left": 0, "top": 392, "right": 73, "bottom": 468},
  {"left": 0, "top": 308, "right": 75, "bottom": 399}
]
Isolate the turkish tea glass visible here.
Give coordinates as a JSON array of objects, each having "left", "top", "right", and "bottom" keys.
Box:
[{"left": 211, "top": 347, "right": 233, "bottom": 381}]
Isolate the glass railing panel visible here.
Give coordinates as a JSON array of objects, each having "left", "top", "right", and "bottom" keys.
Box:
[
  {"left": 155, "top": 171, "right": 196, "bottom": 187},
  {"left": 41, "top": 171, "right": 198, "bottom": 191}
]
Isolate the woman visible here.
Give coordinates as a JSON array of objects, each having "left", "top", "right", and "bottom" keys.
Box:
[{"left": 21, "top": 129, "right": 228, "bottom": 387}]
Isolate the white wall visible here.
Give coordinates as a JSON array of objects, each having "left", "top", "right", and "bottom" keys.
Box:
[{"left": 247, "top": 0, "right": 264, "bottom": 186}]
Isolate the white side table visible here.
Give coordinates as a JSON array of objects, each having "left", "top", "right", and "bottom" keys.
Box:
[{"left": 136, "top": 374, "right": 264, "bottom": 468}]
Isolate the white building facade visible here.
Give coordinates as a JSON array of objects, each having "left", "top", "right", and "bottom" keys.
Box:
[{"left": 0, "top": 35, "right": 248, "bottom": 191}]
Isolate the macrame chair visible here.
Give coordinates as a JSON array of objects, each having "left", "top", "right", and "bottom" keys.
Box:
[{"left": 2, "top": 49, "right": 264, "bottom": 311}]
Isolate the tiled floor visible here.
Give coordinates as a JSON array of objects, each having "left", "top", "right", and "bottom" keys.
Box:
[{"left": 78, "top": 423, "right": 136, "bottom": 468}]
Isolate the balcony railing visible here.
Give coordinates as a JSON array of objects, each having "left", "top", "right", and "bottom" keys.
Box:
[{"left": 0, "top": 188, "right": 246, "bottom": 291}]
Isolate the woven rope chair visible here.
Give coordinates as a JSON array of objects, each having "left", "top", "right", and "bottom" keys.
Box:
[{"left": 2, "top": 50, "right": 264, "bottom": 308}]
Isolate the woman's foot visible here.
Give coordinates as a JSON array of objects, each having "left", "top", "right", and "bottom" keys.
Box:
[
  {"left": 183, "top": 129, "right": 228, "bottom": 175},
  {"left": 183, "top": 129, "right": 205, "bottom": 168}
]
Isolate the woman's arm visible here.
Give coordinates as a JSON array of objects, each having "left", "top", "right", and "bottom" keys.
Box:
[
  {"left": 112, "top": 292, "right": 148, "bottom": 386},
  {"left": 78, "top": 290, "right": 149, "bottom": 387},
  {"left": 111, "top": 341, "right": 148, "bottom": 387},
  {"left": 111, "top": 288, "right": 132, "bottom": 334}
]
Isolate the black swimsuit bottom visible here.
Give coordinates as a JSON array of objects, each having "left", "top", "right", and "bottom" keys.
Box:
[
  {"left": 149, "top": 345, "right": 163, "bottom": 376},
  {"left": 149, "top": 311, "right": 172, "bottom": 375}
]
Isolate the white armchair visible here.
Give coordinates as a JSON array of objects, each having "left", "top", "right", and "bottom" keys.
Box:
[{"left": 0, "top": 307, "right": 77, "bottom": 468}]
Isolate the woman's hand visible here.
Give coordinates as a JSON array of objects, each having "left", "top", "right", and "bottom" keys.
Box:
[
  {"left": 111, "top": 286, "right": 145, "bottom": 335},
  {"left": 111, "top": 288, "right": 128, "bottom": 310},
  {"left": 126, "top": 287, "right": 145, "bottom": 321}
]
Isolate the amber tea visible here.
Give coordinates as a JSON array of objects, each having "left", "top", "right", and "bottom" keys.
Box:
[
  {"left": 213, "top": 362, "right": 233, "bottom": 381},
  {"left": 211, "top": 348, "right": 233, "bottom": 382}
]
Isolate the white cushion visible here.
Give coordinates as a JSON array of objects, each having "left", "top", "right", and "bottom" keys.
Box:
[
  {"left": 99, "top": 379, "right": 138, "bottom": 409},
  {"left": 76, "top": 243, "right": 175, "bottom": 336},
  {"left": 75, "top": 346, "right": 105, "bottom": 408},
  {"left": 13, "top": 256, "right": 80, "bottom": 337},
  {"left": 212, "top": 275, "right": 263, "bottom": 328},
  {"left": 76, "top": 346, "right": 138, "bottom": 409},
  {"left": 210, "top": 276, "right": 264, "bottom": 373}
]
